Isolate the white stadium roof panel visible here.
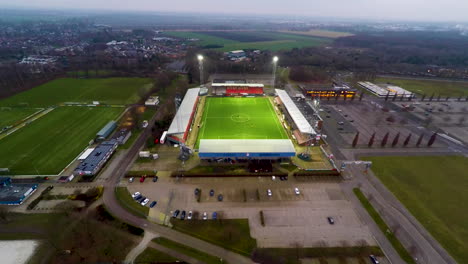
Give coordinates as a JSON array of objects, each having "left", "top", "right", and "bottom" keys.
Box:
[
  {"left": 167, "top": 88, "right": 200, "bottom": 135},
  {"left": 275, "top": 89, "right": 316, "bottom": 135},
  {"left": 199, "top": 139, "right": 295, "bottom": 157}
]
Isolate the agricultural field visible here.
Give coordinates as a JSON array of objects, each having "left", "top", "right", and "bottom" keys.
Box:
[
  {"left": 0, "top": 106, "right": 122, "bottom": 175},
  {"left": 375, "top": 77, "right": 468, "bottom": 97},
  {"left": 164, "top": 31, "right": 332, "bottom": 51},
  {"left": 0, "top": 107, "right": 40, "bottom": 128},
  {"left": 196, "top": 97, "right": 288, "bottom": 147},
  {"left": 363, "top": 155, "right": 468, "bottom": 263},
  {"left": 279, "top": 29, "right": 354, "bottom": 38},
  {"left": 0, "top": 77, "right": 153, "bottom": 107}
]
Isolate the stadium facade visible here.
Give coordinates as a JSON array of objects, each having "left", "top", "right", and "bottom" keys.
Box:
[
  {"left": 199, "top": 139, "right": 295, "bottom": 159},
  {"left": 167, "top": 88, "right": 200, "bottom": 144},
  {"left": 212, "top": 79, "right": 263, "bottom": 95}
]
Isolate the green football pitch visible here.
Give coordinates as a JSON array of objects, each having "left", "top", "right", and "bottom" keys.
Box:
[
  {"left": 0, "top": 106, "right": 122, "bottom": 175},
  {"left": 196, "top": 97, "right": 288, "bottom": 147}
]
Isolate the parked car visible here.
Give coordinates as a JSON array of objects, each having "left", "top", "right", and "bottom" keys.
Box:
[
  {"left": 294, "top": 188, "right": 300, "bottom": 195},
  {"left": 141, "top": 198, "right": 149, "bottom": 206},
  {"left": 180, "top": 210, "right": 186, "bottom": 220},
  {"left": 136, "top": 196, "right": 146, "bottom": 203},
  {"left": 271, "top": 175, "right": 276, "bottom": 181},
  {"left": 131, "top": 192, "right": 141, "bottom": 199},
  {"left": 152, "top": 176, "right": 158, "bottom": 182},
  {"left": 202, "top": 212, "right": 208, "bottom": 220},
  {"left": 338, "top": 121, "right": 344, "bottom": 125},
  {"left": 369, "top": 255, "right": 380, "bottom": 264},
  {"left": 128, "top": 177, "right": 134, "bottom": 183},
  {"left": 267, "top": 189, "right": 272, "bottom": 197},
  {"left": 149, "top": 201, "right": 157, "bottom": 208},
  {"left": 327, "top": 216, "right": 335, "bottom": 225},
  {"left": 140, "top": 176, "right": 146, "bottom": 183},
  {"left": 209, "top": 189, "right": 215, "bottom": 196},
  {"left": 194, "top": 188, "right": 200, "bottom": 195},
  {"left": 217, "top": 194, "right": 223, "bottom": 201},
  {"left": 187, "top": 211, "right": 193, "bottom": 220},
  {"left": 212, "top": 212, "right": 218, "bottom": 220},
  {"left": 172, "top": 210, "right": 180, "bottom": 218}
]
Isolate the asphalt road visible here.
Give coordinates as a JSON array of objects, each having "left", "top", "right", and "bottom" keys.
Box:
[{"left": 99, "top": 105, "right": 253, "bottom": 264}]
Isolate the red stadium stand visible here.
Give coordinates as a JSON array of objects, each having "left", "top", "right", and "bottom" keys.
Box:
[{"left": 226, "top": 86, "right": 263, "bottom": 95}]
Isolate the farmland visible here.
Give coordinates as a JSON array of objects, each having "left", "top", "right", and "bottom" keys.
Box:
[
  {"left": 164, "top": 31, "right": 332, "bottom": 51},
  {"left": 0, "top": 108, "right": 40, "bottom": 128},
  {"left": 0, "top": 106, "right": 122, "bottom": 175},
  {"left": 0, "top": 77, "right": 153, "bottom": 107},
  {"left": 279, "top": 29, "right": 354, "bottom": 38},
  {"left": 363, "top": 155, "right": 468, "bottom": 263},
  {"left": 375, "top": 77, "right": 468, "bottom": 97}
]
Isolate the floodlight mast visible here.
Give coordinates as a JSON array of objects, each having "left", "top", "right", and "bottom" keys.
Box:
[
  {"left": 272, "top": 56, "right": 278, "bottom": 87},
  {"left": 197, "top": 55, "right": 204, "bottom": 86}
]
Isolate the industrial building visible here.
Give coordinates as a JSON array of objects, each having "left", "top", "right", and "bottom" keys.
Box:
[
  {"left": 358, "top": 81, "right": 412, "bottom": 98},
  {"left": 275, "top": 89, "right": 317, "bottom": 145},
  {"left": 0, "top": 177, "right": 38, "bottom": 205},
  {"left": 96, "top": 121, "right": 117, "bottom": 141},
  {"left": 111, "top": 128, "right": 132, "bottom": 145},
  {"left": 74, "top": 140, "right": 118, "bottom": 176},
  {"left": 167, "top": 88, "right": 201, "bottom": 144},
  {"left": 226, "top": 50, "right": 246, "bottom": 60},
  {"left": 199, "top": 139, "right": 295, "bottom": 159}
]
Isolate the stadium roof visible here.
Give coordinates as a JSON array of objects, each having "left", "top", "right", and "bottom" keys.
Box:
[
  {"left": 199, "top": 139, "right": 295, "bottom": 158},
  {"left": 275, "top": 89, "right": 316, "bottom": 135},
  {"left": 212, "top": 83, "right": 264, "bottom": 87},
  {"left": 167, "top": 88, "right": 200, "bottom": 135}
]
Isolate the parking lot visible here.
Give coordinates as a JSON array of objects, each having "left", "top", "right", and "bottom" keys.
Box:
[{"left": 125, "top": 175, "right": 376, "bottom": 248}]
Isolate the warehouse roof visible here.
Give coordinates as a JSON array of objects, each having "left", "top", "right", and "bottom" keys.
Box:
[
  {"left": 167, "top": 88, "right": 200, "bottom": 135},
  {"left": 275, "top": 89, "right": 316, "bottom": 135},
  {"left": 74, "top": 140, "right": 118, "bottom": 174},
  {"left": 199, "top": 139, "right": 295, "bottom": 158}
]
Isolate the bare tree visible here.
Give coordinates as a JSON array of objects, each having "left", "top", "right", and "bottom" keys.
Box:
[
  {"left": 403, "top": 133, "right": 412, "bottom": 147},
  {"left": 381, "top": 132, "right": 389, "bottom": 147},
  {"left": 352, "top": 132, "right": 360, "bottom": 147},
  {"left": 391, "top": 132, "right": 400, "bottom": 147},
  {"left": 416, "top": 133, "right": 424, "bottom": 147},
  {"left": 368, "top": 132, "right": 376, "bottom": 147}
]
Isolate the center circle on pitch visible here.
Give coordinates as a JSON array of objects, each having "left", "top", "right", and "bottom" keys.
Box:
[{"left": 231, "top": 113, "right": 250, "bottom": 123}]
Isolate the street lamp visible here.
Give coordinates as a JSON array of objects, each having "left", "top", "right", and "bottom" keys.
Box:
[
  {"left": 272, "top": 56, "right": 279, "bottom": 87},
  {"left": 197, "top": 54, "right": 204, "bottom": 86}
]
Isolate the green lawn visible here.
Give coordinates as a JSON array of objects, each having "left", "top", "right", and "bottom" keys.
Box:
[
  {"left": 0, "top": 213, "right": 67, "bottom": 240},
  {"left": 375, "top": 77, "right": 468, "bottom": 97},
  {"left": 153, "top": 237, "right": 222, "bottom": 264},
  {"left": 164, "top": 31, "right": 331, "bottom": 51},
  {"left": 135, "top": 247, "right": 178, "bottom": 263},
  {"left": 171, "top": 218, "right": 257, "bottom": 256},
  {"left": 353, "top": 188, "right": 415, "bottom": 264},
  {"left": 0, "top": 77, "right": 153, "bottom": 107},
  {"left": 0, "top": 106, "right": 122, "bottom": 174},
  {"left": 363, "top": 155, "right": 468, "bottom": 263},
  {"left": 0, "top": 108, "right": 40, "bottom": 128},
  {"left": 197, "top": 97, "right": 287, "bottom": 147},
  {"left": 114, "top": 187, "right": 149, "bottom": 218}
]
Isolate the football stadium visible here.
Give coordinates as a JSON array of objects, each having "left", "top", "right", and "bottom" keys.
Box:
[{"left": 166, "top": 81, "right": 318, "bottom": 161}]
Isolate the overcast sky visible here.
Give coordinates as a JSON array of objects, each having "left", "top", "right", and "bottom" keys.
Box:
[{"left": 2, "top": 0, "right": 468, "bottom": 22}]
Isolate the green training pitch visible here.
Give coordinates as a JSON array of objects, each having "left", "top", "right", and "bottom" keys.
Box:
[
  {"left": 197, "top": 97, "right": 288, "bottom": 147},
  {"left": 0, "top": 106, "right": 122, "bottom": 175},
  {"left": 363, "top": 155, "right": 468, "bottom": 263},
  {"left": 0, "top": 108, "right": 40, "bottom": 128},
  {"left": 0, "top": 77, "right": 153, "bottom": 107}
]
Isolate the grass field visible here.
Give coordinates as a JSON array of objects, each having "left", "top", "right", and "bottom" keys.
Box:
[
  {"left": 153, "top": 237, "right": 223, "bottom": 264},
  {"left": 0, "top": 77, "right": 153, "bottom": 107},
  {"left": 197, "top": 97, "right": 288, "bottom": 147},
  {"left": 135, "top": 247, "right": 178, "bottom": 263},
  {"left": 164, "top": 31, "right": 331, "bottom": 51},
  {"left": 0, "top": 106, "right": 122, "bottom": 174},
  {"left": 171, "top": 218, "right": 257, "bottom": 256},
  {"left": 363, "top": 155, "right": 468, "bottom": 263},
  {"left": 0, "top": 108, "right": 39, "bottom": 128},
  {"left": 375, "top": 77, "right": 468, "bottom": 97}
]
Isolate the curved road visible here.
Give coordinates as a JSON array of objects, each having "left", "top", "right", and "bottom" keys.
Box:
[{"left": 100, "top": 107, "right": 253, "bottom": 264}]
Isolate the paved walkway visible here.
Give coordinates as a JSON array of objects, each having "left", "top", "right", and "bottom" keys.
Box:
[{"left": 124, "top": 230, "right": 159, "bottom": 264}]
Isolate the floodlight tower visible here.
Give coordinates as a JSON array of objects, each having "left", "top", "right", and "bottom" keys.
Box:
[
  {"left": 272, "top": 56, "right": 279, "bottom": 87},
  {"left": 197, "top": 54, "right": 204, "bottom": 86}
]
